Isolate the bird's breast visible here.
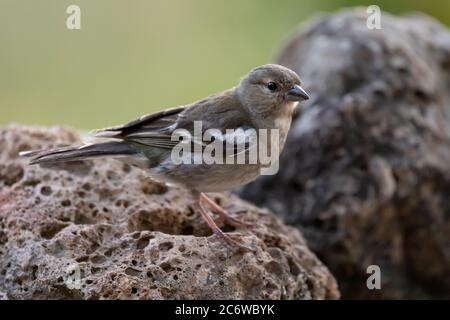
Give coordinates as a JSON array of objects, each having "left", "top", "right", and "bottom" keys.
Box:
[{"left": 273, "top": 104, "right": 295, "bottom": 149}]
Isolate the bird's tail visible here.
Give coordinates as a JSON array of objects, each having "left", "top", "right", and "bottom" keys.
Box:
[{"left": 20, "top": 141, "right": 137, "bottom": 165}]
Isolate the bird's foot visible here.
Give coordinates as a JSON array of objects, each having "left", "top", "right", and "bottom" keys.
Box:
[
  {"left": 211, "top": 229, "right": 255, "bottom": 253},
  {"left": 200, "top": 193, "right": 254, "bottom": 229},
  {"left": 192, "top": 192, "right": 254, "bottom": 253},
  {"left": 214, "top": 212, "right": 255, "bottom": 229}
]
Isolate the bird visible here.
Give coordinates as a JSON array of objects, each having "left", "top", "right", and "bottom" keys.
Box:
[{"left": 20, "top": 64, "right": 309, "bottom": 252}]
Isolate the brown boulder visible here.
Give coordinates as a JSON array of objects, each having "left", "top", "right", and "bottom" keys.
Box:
[{"left": 0, "top": 124, "right": 338, "bottom": 299}]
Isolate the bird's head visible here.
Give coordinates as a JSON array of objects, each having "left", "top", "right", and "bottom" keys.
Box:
[{"left": 236, "top": 64, "right": 309, "bottom": 117}]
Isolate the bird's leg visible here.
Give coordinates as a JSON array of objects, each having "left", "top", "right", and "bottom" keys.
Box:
[
  {"left": 192, "top": 194, "right": 253, "bottom": 252},
  {"left": 200, "top": 193, "right": 254, "bottom": 229}
]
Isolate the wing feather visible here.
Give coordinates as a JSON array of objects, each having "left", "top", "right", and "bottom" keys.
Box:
[
  {"left": 92, "top": 106, "right": 185, "bottom": 148},
  {"left": 90, "top": 90, "right": 255, "bottom": 153},
  {"left": 94, "top": 106, "right": 185, "bottom": 134}
]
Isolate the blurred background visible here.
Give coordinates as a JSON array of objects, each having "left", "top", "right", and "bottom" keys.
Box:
[{"left": 1, "top": 0, "right": 449, "bottom": 129}]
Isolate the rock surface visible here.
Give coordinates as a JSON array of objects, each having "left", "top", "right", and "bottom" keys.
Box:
[
  {"left": 0, "top": 124, "right": 338, "bottom": 299},
  {"left": 240, "top": 9, "right": 450, "bottom": 299}
]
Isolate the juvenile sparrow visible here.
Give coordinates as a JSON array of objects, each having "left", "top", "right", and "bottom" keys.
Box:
[{"left": 21, "top": 64, "right": 309, "bottom": 252}]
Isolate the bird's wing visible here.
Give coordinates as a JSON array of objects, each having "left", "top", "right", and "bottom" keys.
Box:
[
  {"left": 94, "top": 106, "right": 185, "bottom": 134},
  {"left": 92, "top": 90, "right": 255, "bottom": 152},
  {"left": 93, "top": 106, "right": 186, "bottom": 149}
]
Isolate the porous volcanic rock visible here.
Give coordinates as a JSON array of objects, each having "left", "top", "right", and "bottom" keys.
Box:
[
  {"left": 240, "top": 9, "right": 450, "bottom": 298},
  {"left": 0, "top": 124, "right": 338, "bottom": 299}
]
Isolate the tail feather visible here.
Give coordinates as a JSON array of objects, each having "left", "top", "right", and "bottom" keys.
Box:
[{"left": 21, "top": 141, "right": 136, "bottom": 165}]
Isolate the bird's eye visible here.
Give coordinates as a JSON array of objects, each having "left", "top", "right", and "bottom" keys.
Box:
[{"left": 267, "top": 82, "right": 278, "bottom": 91}]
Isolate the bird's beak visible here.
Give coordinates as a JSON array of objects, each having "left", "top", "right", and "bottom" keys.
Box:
[{"left": 286, "top": 85, "right": 309, "bottom": 102}]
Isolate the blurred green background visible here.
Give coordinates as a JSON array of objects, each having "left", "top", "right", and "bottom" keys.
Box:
[{"left": 1, "top": 0, "right": 449, "bottom": 129}]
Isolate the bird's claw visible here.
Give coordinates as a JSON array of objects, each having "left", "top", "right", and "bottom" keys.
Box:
[
  {"left": 215, "top": 213, "right": 255, "bottom": 230},
  {"left": 210, "top": 230, "right": 255, "bottom": 253}
]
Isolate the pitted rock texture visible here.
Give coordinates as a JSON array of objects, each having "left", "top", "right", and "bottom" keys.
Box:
[
  {"left": 0, "top": 125, "right": 339, "bottom": 300},
  {"left": 240, "top": 9, "right": 450, "bottom": 299}
]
